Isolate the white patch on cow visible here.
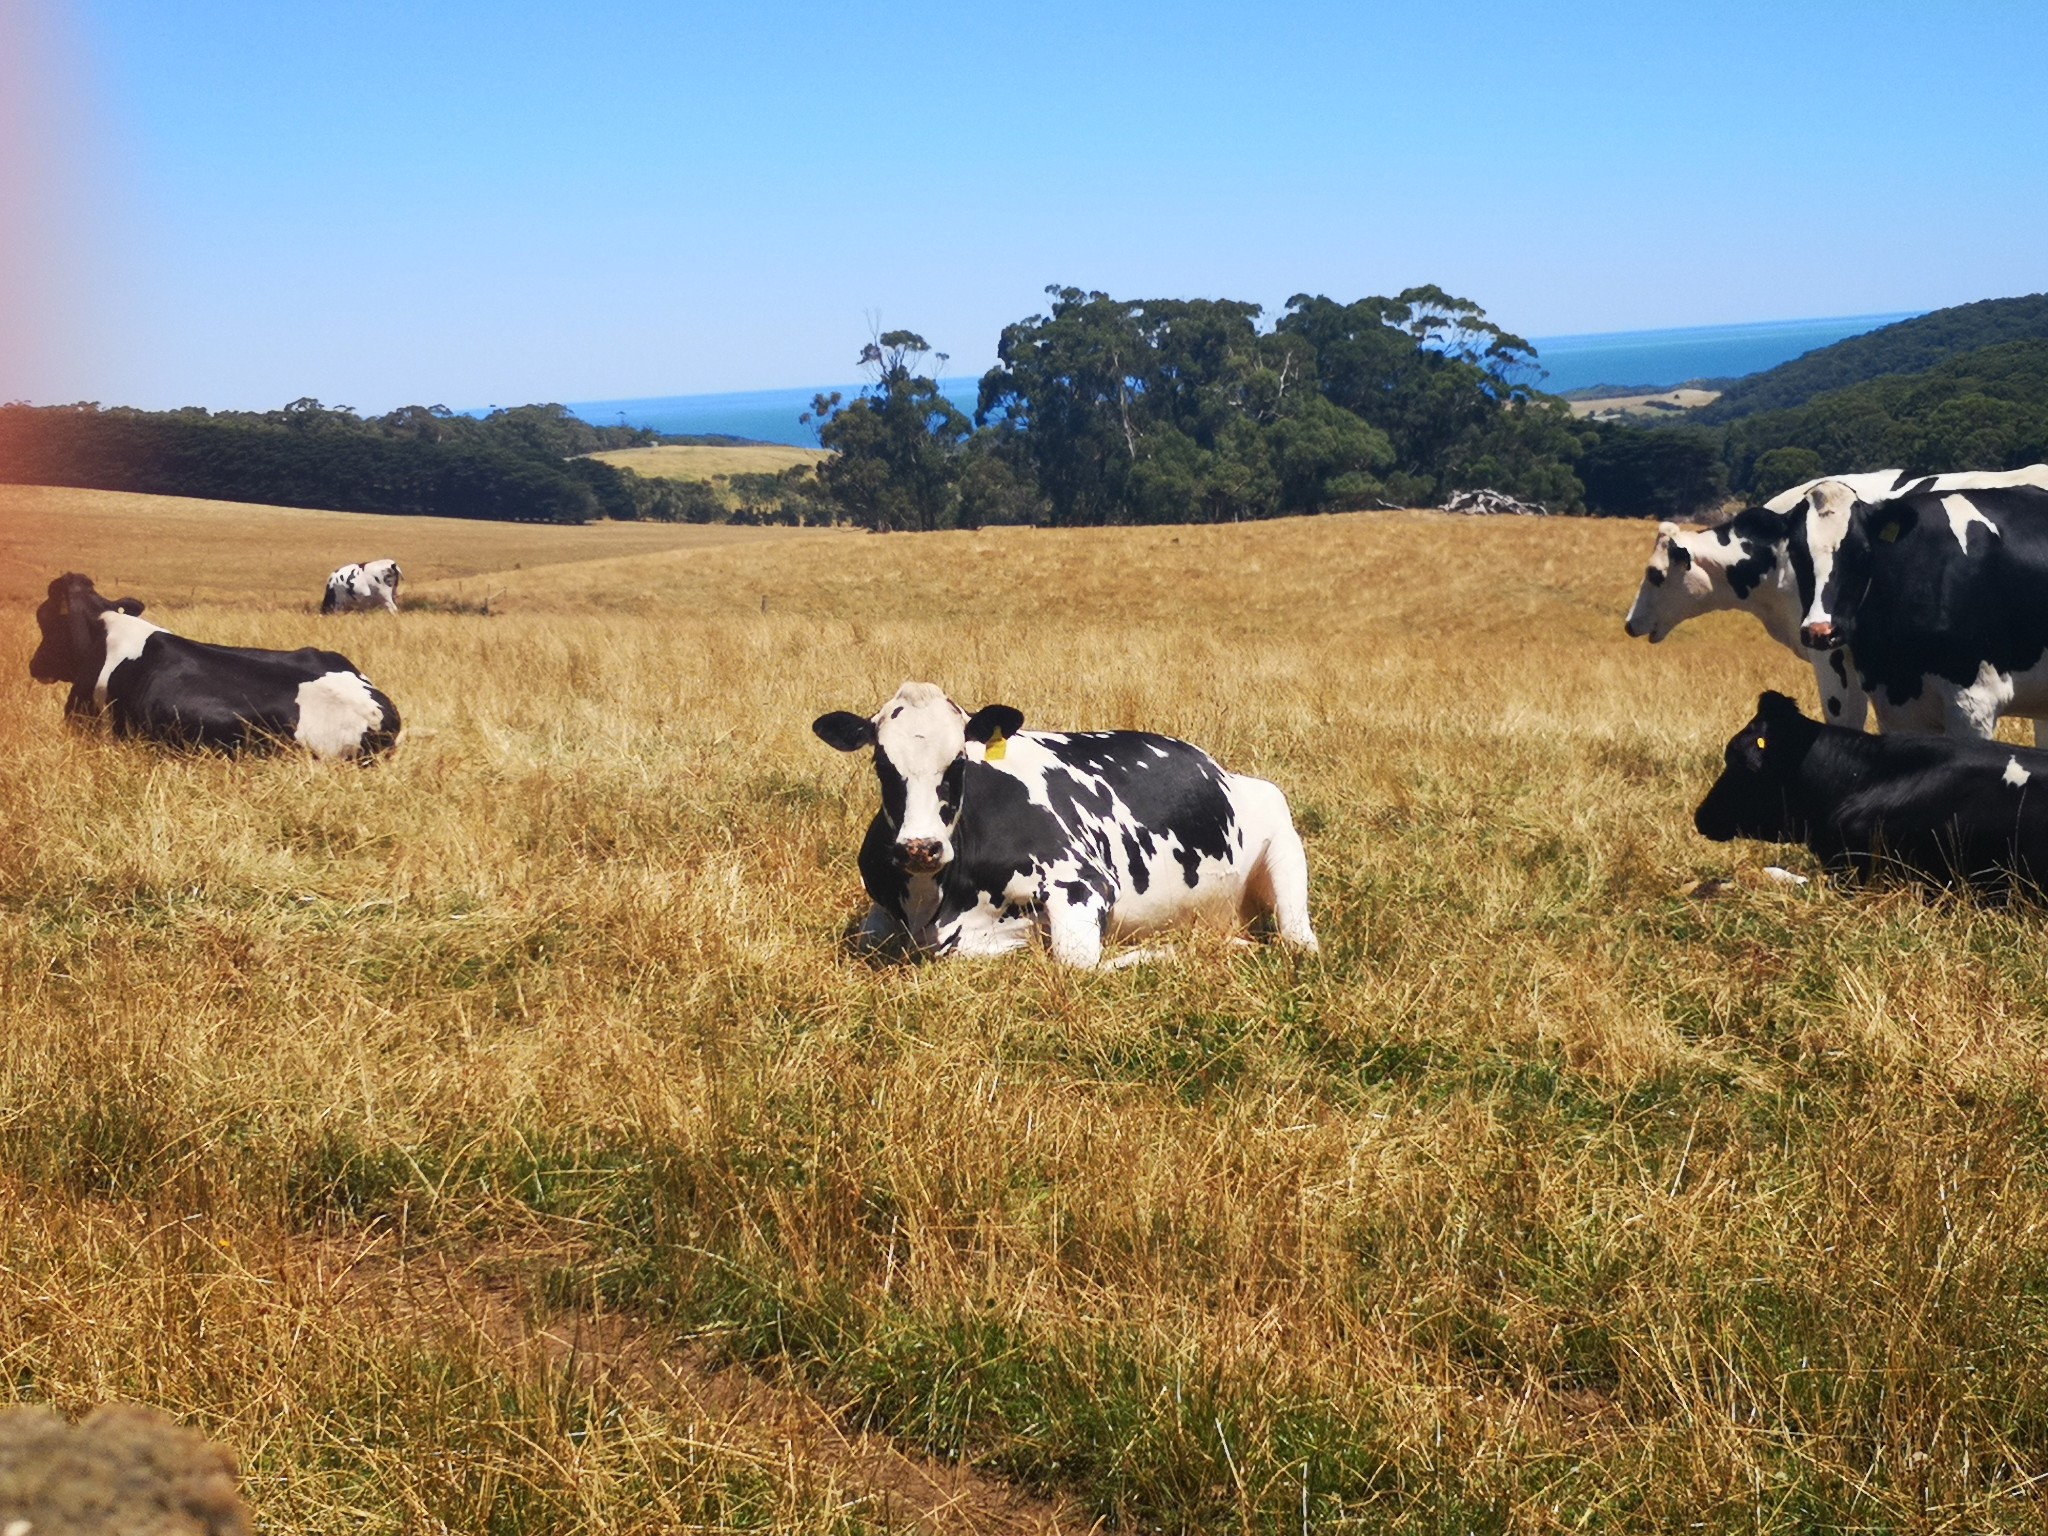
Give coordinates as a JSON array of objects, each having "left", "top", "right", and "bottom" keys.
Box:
[
  {"left": 2005, "top": 756, "right": 2032, "bottom": 788},
  {"left": 1939, "top": 492, "right": 1998, "bottom": 551},
  {"left": 872, "top": 681, "right": 969, "bottom": 857},
  {"left": 94, "top": 610, "right": 163, "bottom": 708},
  {"left": 1762, "top": 469, "right": 1912, "bottom": 515},
  {"left": 293, "top": 670, "right": 385, "bottom": 759},
  {"left": 1796, "top": 480, "right": 1863, "bottom": 638},
  {"left": 1896, "top": 465, "right": 2048, "bottom": 496}
]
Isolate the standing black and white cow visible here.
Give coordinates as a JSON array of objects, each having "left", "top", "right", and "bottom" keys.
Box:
[
  {"left": 1793, "top": 471, "right": 2048, "bottom": 739},
  {"left": 1695, "top": 689, "right": 2048, "bottom": 894},
  {"left": 322, "top": 559, "right": 402, "bottom": 614},
  {"left": 1622, "top": 469, "right": 2048, "bottom": 731},
  {"left": 812, "top": 681, "right": 1318, "bottom": 967},
  {"left": 31, "top": 572, "right": 402, "bottom": 759}
]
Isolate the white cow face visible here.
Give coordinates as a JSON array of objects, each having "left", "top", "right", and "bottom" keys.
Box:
[
  {"left": 1793, "top": 481, "right": 1861, "bottom": 649},
  {"left": 1623, "top": 522, "right": 1718, "bottom": 643},
  {"left": 813, "top": 681, "right": 1023, "bottom": 875}
]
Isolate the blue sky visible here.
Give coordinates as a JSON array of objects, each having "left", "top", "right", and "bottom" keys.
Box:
[{"left": 6, "top": 0, "right": 2045, "bottom": 412}]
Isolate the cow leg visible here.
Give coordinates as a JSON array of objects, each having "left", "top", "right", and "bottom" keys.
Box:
[
  {"left": 1230, "top": 776, "right": 1319, "bottom": 951},
  {"left": 850, "top": 903, "right": 905, "bottom": 956},
  {"left": 1043, "top": 892, "right": 1108, "bottom": 969}
]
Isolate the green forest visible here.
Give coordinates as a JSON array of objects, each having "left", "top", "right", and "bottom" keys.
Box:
[{"left": 5, "top": 290, "right": 2046, "bottom": 528}]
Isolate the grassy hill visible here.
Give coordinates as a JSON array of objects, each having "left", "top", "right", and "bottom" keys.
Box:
[
  {"left": 1698, "top": 292, "right": 2048, "bottom": 422},
  {"left": 6, "top": 489, "right": 2048, "bottom": 1531}
]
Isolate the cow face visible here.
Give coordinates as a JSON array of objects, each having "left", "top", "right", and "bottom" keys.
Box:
[
  {"left": 30, "top": 574, "right": 143, "bottom": 691},
  {"left": 1694, "top": 690, "right": 1815, "bottom": 844},
  {"left": 814, "top": 681, "right": 1023, "bottom": 876},
  {"left": 1793, "top": 481, "right": 1864, "bottom": 650},
  {"left": 1623, "top": 522, "right": 1718, "bottom": 642}
]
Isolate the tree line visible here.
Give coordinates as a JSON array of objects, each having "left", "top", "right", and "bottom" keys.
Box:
[
  {"left": 806, "top": 286, "right": 1593, "bottom": 530},
  {"left": 804, "top": 287, "right": 2048, "bottom": 529},
  {"left": 7, "top": 289, "right": 2043, "bottom": 528},
  {"left": 0, "top": 400, "right": 726, "bottom": 524}
]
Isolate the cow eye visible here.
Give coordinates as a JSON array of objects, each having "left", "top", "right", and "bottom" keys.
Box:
[{"left": 1645, "top": 566, "right": 1663, "bottom": 586}]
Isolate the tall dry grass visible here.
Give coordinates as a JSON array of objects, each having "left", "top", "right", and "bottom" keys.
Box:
[{"left": 5, "top": 492, "right": 2048, "bottom": 1531}]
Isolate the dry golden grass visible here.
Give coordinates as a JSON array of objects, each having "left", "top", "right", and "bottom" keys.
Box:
[
  {"left": 584, "top": 445, "right": 829, "bottom": 482},
  {"left": 7, "top": 488, "right": 2048, "bottom": 1531},
  {"left": 0, "top": 484, "right": 832, "bottom": 606}
]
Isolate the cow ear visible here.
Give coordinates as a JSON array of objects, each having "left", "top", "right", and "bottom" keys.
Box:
[
  {"left": 1758, "top": 690, "right": 1800, "bottom": 720},
  {"left": 115, "top": 597, "right": 145, "bottom": 616},
  {"left": 1657, "top": 521, "right": 1681, "bottom": 539},
  {"left": 812, "top": 711, "right": 876, "bottom": 752},
  {"left": 965, "top": 704, "right": 1024, "bottom": 743}
]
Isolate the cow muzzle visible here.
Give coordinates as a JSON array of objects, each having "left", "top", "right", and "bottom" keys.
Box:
[
  {"left": 1800, "top": 621, "right": 1841, "bottom": 651},
  {"left": 895, "top": 838, "right": 947, "bottom": 875}
]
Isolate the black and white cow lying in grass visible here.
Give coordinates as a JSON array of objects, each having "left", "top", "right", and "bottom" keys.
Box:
[
  {"left": 322, "top": 558, "right": 402, "bottom": 613},
  {"left": 812, "top": 681, "right": 1318, "bottom": 967},
  {"left": 31, "top": 572, "right": 402, "bottom": 760},
  {"left": 1695, "top": 689, "right": 2048, "bottom": 894}
]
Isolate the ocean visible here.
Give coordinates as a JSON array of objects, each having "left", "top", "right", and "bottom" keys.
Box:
[{"left": 563, "top": 311, "right": 1920, "bottom": 446}]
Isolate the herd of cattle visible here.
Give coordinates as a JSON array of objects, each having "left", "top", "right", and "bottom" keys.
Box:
[{"left": 25, "top": 468, "right": 2048, "bottom": 964}]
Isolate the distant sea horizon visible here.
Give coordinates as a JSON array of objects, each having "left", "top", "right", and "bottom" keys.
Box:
[{"left": 560, "top": 310, "right": 1921, "bottom": 447}]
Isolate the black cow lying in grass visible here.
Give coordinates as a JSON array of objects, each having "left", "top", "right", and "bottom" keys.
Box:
[
  {"left": 1696, "top": 689, "right": 2048, "bottom": 894},
  {"left": 30, "top": 572, "right": 402, "bottom": 760}
]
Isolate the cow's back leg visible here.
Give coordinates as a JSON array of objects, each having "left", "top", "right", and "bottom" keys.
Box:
[{"left": 1231, "top": 776, "right": 1318, "bottom": 951}]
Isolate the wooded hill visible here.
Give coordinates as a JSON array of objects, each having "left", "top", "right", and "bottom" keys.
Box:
[{"left": 1697, "top": 293, "right": 2048, "bottom": 422}]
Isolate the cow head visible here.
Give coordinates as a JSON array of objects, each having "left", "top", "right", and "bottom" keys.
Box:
[
  {"left": 31, "top": 573, "right": 144, "bottom": 702},
  {"left": 1792, "top": 480, "right": 1864, "bottom": 650},
  {"left": 1693, "top": 690, "right": 1819, "bottom": 844},
  {"left": 813, "top": 681, "right": 1024, "bottom": 876},
  {"left": 1626, "top": 507, "right": 1798, "bottom": 643}
]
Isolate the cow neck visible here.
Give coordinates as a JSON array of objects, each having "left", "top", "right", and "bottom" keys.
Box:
[
  {"left": 1744, "top": 552, "right": 1807, "bottom": 652},
  {"left": 93, "top": 609, "right": 163, "bottom": 707}
]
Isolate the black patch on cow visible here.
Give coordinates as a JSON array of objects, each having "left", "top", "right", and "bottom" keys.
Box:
[
  {"left": 1121, "top": 827, "right": 1152, "bottom": 893},
  {"left": 1711, "top": 506, "right": 1790, "bottom": 600},
  {"left": 1827, "top": 696, "right": 1842, "bottom": 717},
  {"left": 874, "top": 754, "right": 909, "bottom": 828},
  {"left": 1829, "top": 651, "right": 1849, "bottom": 684}
]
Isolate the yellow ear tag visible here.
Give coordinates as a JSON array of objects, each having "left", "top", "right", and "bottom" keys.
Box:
[
  {"left": 1755, "top": 737, "right": 1767, "bottom": 751},
  {"left": 984, "top": 730, "right": 1008, "bottom": 761},
  {"left": 1879, "top": 520, "right": 1901, "bottom": 542}
]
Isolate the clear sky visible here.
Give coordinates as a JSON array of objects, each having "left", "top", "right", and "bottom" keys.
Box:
[{"left": 5, "top": 0, "right": 2045, "bottom": 413}]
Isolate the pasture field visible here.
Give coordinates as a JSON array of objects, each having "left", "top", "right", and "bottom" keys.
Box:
[
  {"left": 0, "top": 484, "right": 832, "bottom": 607},
  {"left": 6, "top": 489, "right": 2048, "bottom": 1533},
  {"left": 584, "top": 444, "right": 830, "bottom": 482}
]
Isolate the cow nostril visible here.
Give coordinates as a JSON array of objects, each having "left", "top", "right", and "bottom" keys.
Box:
[{"left": 1801, "top": 623, "right": 1838, "bottom": 650}]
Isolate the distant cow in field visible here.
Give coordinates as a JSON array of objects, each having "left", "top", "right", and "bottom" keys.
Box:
[
  {"left": 322, "top": 558, "right": 402, "bottom": 613},
  {"left": 812, "top": 681, "right": 1318, "bottom": 967},
  {"left": 1695, "top": 689, "right": 2048, "bottom": 895},
  {"left": 31, "top": 572, "right": 401, "bottom": 759}
]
